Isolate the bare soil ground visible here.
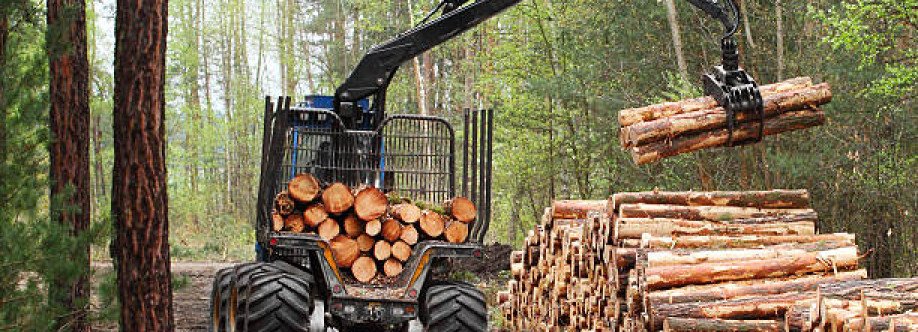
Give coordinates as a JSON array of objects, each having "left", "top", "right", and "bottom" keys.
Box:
[{"left": 91, "top": 262, "right": 237, "bottom": 331}]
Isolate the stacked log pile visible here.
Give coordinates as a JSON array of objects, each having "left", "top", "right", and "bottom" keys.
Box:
[
  {"left": 499, "top": 190, "right": 918, "bottom": 331},
  {"left": 272, "top": 173, "right": 477, "bottom": 283},
  {"left": 618, "top": 77, "right": 833, "bottom": 165}
]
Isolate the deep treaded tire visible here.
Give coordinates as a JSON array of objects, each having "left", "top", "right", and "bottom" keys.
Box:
[
  {"left": 210, "top": 262, "right": 285, "bottom": 332},
  {"left": 421, "top": 282, "right": 488, "bottom": 332},
  {"left": 210, "top": 262, "right": 313, "bottom": 332},
  {"left": 236, "top": 269, "right": 314, "bottom": 331}
]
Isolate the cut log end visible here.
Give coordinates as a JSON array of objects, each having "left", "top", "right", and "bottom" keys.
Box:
[
  {"left": 354, "top": 187, "right": 388, "bottom": 221},
  {"left": 373, "top": 240, "right": 392, "bottom": 261},
  {"left": 447, "top": 197, "right": 477, "bottom": 223},
  {"left": 445, "top": 221, "right": 469, "bottom": 243},
  {"left": 343, "top": 214, "right": 364, "bottom": 237},
  {"left": 400, "top": 224, "right": 419, "bottom": 245},
  {"left": 351, "top": 256, "right": 377, "bottom": 283},
  {"left": 392, "top": 241, "right": 412, "bottom": 262},
  {"left": 318, "top": 218, "right": 340, "bottom": 241},
  {"left": 392, "top": 203, "right": 422, "bottom": 223},
  {"left": 284, "top": 214, "right": 306, "bottom": 233},
  {"left": 330, "top": 235, "right": 359, "bottom": 268},
  {"left": 322, "top": 182, "right": 355, "bottom": 214},
  {"left": 381, "top": 218, "right": 403, "bottom": 242},
  {"left": 365, "top": 218, "right": 382, "bottom": 237},
  {"left": 271, "top": 212, "right": 285, "bottom": 232},
  {"left": 356, "top": 234, "right": 375, "bottom": 252},
  {"left": 383, "top": 258, "right": 404, "bottom": 277},
  {"left": 275, "top": 191, "right": 295, "bottom": 216},
  {"left": 287, "top": 173, "right": 320, "bottom": 203},
  {"left": 419, "top": 210, "right": 445, "bottom": 238}
]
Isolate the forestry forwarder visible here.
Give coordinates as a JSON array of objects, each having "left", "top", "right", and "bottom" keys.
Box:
[{"left": 207, "top": 0, "right": 763, "bottom": 331}]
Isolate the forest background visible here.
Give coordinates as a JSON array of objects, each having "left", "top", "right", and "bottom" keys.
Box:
[{"left": 1, "top": 1, "right": 914, "bottom": 325}]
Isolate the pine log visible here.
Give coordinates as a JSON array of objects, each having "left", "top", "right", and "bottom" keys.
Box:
[
  {"left": 391, "top": 203, "right": 421, "bottom": 223},
  {"left": 663, "top": 318, "right": 782, "bottom": 332},
  {"left": 284, "top": 214, "right": 306, "bottom": 233},
  {"left": 400, "top": 224, "right": 419, "bottom": 245},
  {"left": 373, "top": 240, "right": 392, "bottom": 261},
  {"left": 817, "top": 278, "right": 918, "bottom": 301},
  {"left": 383, "top": 258, "right": 404, "bottom": 277},
  {"left": 391, "top": 241, "right": 412, "bottom": 262},
  {"left": 622, "top": 83, "right": 832, "bottom": 147},
  {"left": 381, "top": 218, "right": 403, "bottom": 242},
  {"left": 287, "top": 173, "right": 321, "bottom": 203},
  {"left": 650, "top": 292, "right": 813, "bottom": 331},
  {"left": 616, "top": 219, "right": 815, "bottom": 239},
  {"left": 275, "top": 191, "right": 295, "bottom": 215},
  {"left": 784, "top": 304, "right": 819, "bottom": 332},
  {"left": 356, "top": 234, "right": 375, "bottom": 252},
  {"left": 302, "top": 203, "right": 328, "bottom": 228},
  {"left": 644, "top": 246, "right": 860, "bottom": 290},
  {"left": 446, "top": 197, "right": 478, "bottom": 223},
  {"left": 351, "top": 256, "right": 377, "bottom": 283},
  {"left": 419, "top": 210, "right": 445, "bottom": 238},
  {"left": 618, "top": 203, "right": 816, "bottom": 222},
  {"left": 646, "top": 242, "right": 850, "bottom": 267},
  {"left": 610, "top": 190, "right": 811, "bottom": 210},
  {"left": 648, "top": 270, "right": 866, "bottom": 306},
  {"left": 851, "top": 313, "right": 918, "bottom": 332},
  {"left": 342, "top": 214, "right": 364, "bottom": 238},
  {"left": 631, "top": 108, "right": 827, "bottom": 165},
  {"left": 330, "top": 235, "right": 360, "bottom": 268},
  {"left": 271, "top": 212, "right": 285, "bottom": 232},
  {"left": 639, "top": 233, "right": 856, "bottom": 249},
  {"left": 365, "top": 218, "right": 381, "bottom": 237},
  {"left": 354, "top": 187, "right": 388, "bottom": 221},
  {"left": 617, "top": 77, "right": 813, "bottom": 127},
  {"left": 318, "top": 218, "right": 340, "bottom": 241},
  {"left": 444, "top": 221, "right": 469, "bottom": 243},
  {"left": 552, "top": 200, "right": 608, "bottom": 219},
  {"left": 321, "top": 182, "right": 354, "bottom": 214}
]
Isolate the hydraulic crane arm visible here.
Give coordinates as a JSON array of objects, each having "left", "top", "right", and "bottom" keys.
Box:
[{"left": 333, "top": 0, "right": 520, "bottom": 126}]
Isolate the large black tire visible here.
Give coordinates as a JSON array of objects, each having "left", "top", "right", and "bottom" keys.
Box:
[
  {"left": 209, "top": 262, "right": 314, "bottom": 332},
  {"left": 420, "top": 282, "right": 488, "bottom": 332},
  {"left": 235, "top": 267, "right": 314, "bottom": 331},
  {"left": 210, "top": 262, "right": 285, "bottom": 332}
]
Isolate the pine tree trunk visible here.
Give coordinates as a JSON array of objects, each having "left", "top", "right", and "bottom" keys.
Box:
[
  {"left": 663, "top": 318, "right": 782, "bottom": 332},
  {"left": 610, "top": 190, "right": 811, "bottom": 210},
  {"left": 112, "top": 0, "right": 174, "bottom": 327},
  {"left": 48, "top": 0, "right": 91, "bottom": 328}
]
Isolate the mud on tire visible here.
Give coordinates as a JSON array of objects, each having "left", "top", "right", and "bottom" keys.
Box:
[{"left": 421, "top": 282, "right": 488, "bottom": 332}]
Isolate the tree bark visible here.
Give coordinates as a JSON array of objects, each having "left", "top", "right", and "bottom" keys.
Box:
[
  {"left": 552, "top": 200, "right": 607, "bottom": 219},
  {"left": 650, "top": 292, "right": 813, "bottom": 330},
  {"left": 622, "top": 83, "right": 832, "bottom": 147},
  {"left": 663, "top": 318, "right": 782, "bottom": 332},
  {"left": 47, "top": 0, "right": 91, "bottom": 327},
  {"left": 634, "top": 233, "right": 856, "bottom": 249},
  {"left": 663, "top": 0, "right": 688, "bottom": 80},
  {"left": 631, "top": 108, "right": 827, "bottom": 165},
  {"left": 112, "top": 0, "right": 174, "bottom": 326},
  {"left": 616, "top": 219, "right": 815, "bottom": 239},
  {"left": 644, "top": 246, "right": 860, "bottom": 290},
  {"left": 645, "top": 242, "right": 853, "bottom": 268},
  {"left": 618, "top": 203, "right": 816, "bottom": 222},
  {"left": 618, "top": 77, "right": 812, "bottom": 127},
  {"left": 648, "top": 270, "right": 866, "bottom": 306},
  {"left": 610, "top": 190, "right": 810, "bottom": 210}
]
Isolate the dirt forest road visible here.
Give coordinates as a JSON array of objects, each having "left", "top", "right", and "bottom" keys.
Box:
[{"left": 92, "top": 262, "right": 236, "bottom": 332}]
